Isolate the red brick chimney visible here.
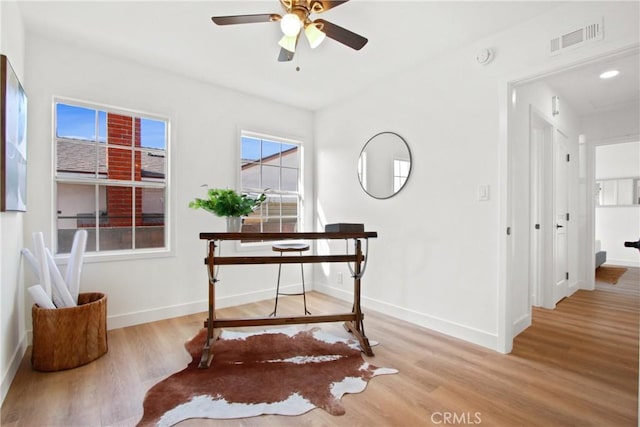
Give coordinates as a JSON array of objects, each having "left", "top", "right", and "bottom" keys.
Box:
[{"left": 106, "top": 113, "right": 142, "bottom": 227}]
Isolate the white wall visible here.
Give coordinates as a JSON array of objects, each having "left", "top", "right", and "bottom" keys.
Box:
[
  {"left": 595, "top": 141, "right": 640, "bottom": 267},
  {"left": 313, "top": 1, "right": 639, "bottom": 351},
  {"left": 22, "top": 34, "right": 314, "bottom": 329},
  {"left": 0, "top": 0, "right": 27, "bottom": 404},
  {"left": 582, "top": 104, "right": 640, "bottom": 143},
  {"left": 596, "top": 141, "right": 640, "bottom": 178}
]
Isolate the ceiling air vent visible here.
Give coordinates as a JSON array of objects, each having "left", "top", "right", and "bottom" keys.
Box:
[{"left": 550, "top": 19, "right": 603, "bottom": 56}]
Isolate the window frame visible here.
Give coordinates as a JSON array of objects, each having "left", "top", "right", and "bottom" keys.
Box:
[
  {"left": 239, "top": 130, "right": 304, "bottom": 246},
  {"left": 52, "top": 97, "right": 172, "bottom": 262}
]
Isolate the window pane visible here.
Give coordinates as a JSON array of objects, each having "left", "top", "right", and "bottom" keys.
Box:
[
  {"left": 56, "top": 104, "right": 97, "bottom": 141},
  {"left": 262, "top": 140, "right": 280, "bottom": 164},
  {"left": 281, "top": 168, "right": 298, "bottom": 192},
  {"left": 262, "top": 165, "right": 280, "bottom": 190},
  {"left": 57, "top": 140, "right": 97, "bottom": 176},
  {"left": 140, "top": 118, "right": 166, "bottom": 150},
  {"left": 264, "top": 195, "right": 282, "bottom": 219},
  {"left": 281, "top": 194, "right": 298, "bottom": 232},
  {"left": 140, "top": 149, "right": 166, "bottom": 181},
  {"left": 241, "top": 162, "right": 260, "bottom": 189},
  {"left": 242, "top": 209, "right": 262, "bottom": 233},
  {"left": 137, "top": 187, "right": 165, "bottom": 248},
  {"left": 56, "top": 183, "right": 98, "bottom": 253},
  {"left": 97, "top": 145, "right": 107, "bottom": 178},
  {"left": 134, "top": 150, "right": 142, "bottom": 181},
  {"left": 261, "top": 221, "right": 283, "bottom": 233},
  {"left": 99, "top": 185, "right": 133, "bottom": 251},
  {"left": 98, "top": 111, "right": 107, "bottom": 143},
  {"left": 281, "top": 144, "right": 298, "bottom": 168},
  {"left": 106, "top": 147, "right": 133, "bottom": 180},
  {"left": 107, "top": 113, "right": 134, "bottom": 147},
  {"left": 241, "top": 136, "right": 261, "bottom": 164},
  {"left": 281, "top": 194, "right": 298, "bottom": 217}
]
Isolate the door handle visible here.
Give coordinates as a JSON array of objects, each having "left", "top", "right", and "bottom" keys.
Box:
[{"left": 556, "top": 224, "right": 564, "bottom": 229}]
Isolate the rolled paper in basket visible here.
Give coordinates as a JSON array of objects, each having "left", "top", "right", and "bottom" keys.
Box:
[
  {"left": 45, "top": 249, "right": 76, "bottom": 308},
  {"left": 28, "top": 285, "right": 55, "bottom": 309},
  {"left": 21, "top": 248, "right": 40, "bottom": 278},
  {"left": 32, "top": 232, "right": 52, "bottom": 299},
  {"left": 65, "top": 230, "right": 87, "bottom": 304}
]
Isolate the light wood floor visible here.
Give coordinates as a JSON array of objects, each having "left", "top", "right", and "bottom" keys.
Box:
[{"left": 2, "top": 267, "right": 638, "bottom": 426}]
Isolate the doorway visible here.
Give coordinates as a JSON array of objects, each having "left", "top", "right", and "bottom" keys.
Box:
[
  {"left": 529, "top": 111, "right": 573, "bottom": 309},
  {"left": 502, "top": 47, "right": 640, "bottom": 352},
  {"left": 594, "top": 140, "right": 640, "bottom": 268}
]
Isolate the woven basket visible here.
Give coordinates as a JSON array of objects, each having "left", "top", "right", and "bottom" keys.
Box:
[{"left": 31, "top": 292, "right": 108, "bottom": 371}]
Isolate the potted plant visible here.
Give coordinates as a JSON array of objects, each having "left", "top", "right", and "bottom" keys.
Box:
[{"left": 189, "top": 188, "right": 266, "bottom": 232}]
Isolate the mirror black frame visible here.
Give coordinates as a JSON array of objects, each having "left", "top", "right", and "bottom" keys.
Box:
[{"left": 357, "top": 131, "right": 412, "bottom": 200}]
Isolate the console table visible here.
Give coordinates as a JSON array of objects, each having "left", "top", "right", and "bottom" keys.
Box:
[{"left": 199, "top": 231, "right": 377, "bottom": 368}]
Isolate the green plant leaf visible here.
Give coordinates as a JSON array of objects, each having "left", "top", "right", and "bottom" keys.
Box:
[{"left": 189, "top": 188, "right": 265, "bottom": 217}]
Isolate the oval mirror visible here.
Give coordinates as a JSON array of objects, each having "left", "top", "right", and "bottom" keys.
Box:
[{"left": 357, "top": 132, "right": 412, "bottom": 199}]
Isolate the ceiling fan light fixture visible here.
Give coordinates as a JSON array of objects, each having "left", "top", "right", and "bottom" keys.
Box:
[
  {"left": 305, "top": 23, "right": 326, "bottom": 48},
  {"left": 280, "top": 13, "right": 302, "bottom": 36},
  {"left": 278, "top": 34, "right": 297, "bottom": 53}
]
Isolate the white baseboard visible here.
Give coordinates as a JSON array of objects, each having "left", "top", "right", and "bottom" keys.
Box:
[
  {"left": 605, "top": 258, "right": 640, "bottom": 268},
  {"left": 568, "top": 280, "right": 580, "bottom": 295},
  {"left": 512, "top": 313, "right": 531, "bottom": 337},
  {"left": 1, "top": 332, "right": 28, "bottom": 405},
  {"left": 105, "top": 284, "right": 302, "bottom": 330},
  {"left": 315, "top": 284, "right": 499, "bottom": 351},
  {"left": 106, "top": 300, "right": 209, "bottom": 330}
]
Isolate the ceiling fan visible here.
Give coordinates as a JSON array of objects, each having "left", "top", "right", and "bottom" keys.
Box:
[{"left": 211, "top": 0, "right": 368, "bottom": 62}]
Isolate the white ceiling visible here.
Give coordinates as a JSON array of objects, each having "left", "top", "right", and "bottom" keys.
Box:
[
  {"left": 542, "top": 51, "right": 640, "bottom": 116},
  {"left": 17, "top": 0, "right": 567, "bottom": 111}
]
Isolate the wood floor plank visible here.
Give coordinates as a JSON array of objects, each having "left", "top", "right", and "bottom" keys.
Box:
[{"left": 1, "top": 267, "right": 637, "bottom": 426}]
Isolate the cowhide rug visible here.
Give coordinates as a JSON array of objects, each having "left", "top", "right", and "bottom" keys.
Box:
[{"left": 137, "top": 327, "right": 397, "bottom": 426}]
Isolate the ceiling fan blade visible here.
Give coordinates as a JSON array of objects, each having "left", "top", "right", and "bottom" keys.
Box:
[
  {"left": 314, "top": 19, "right": 367, "bottom": 50},
  {"left": 211, "top": 14, "right": 280, "bottom": 26},
  {"left": 310, "top": 1, "right": 350, "bottom": 13},
  {"left": 278, "top": 48, "right": 295, "bottom": 62}
]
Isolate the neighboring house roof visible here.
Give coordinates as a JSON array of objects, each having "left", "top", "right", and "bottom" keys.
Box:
[
  {"left": 241, "top": 146, "right": 298, "bottom": 170},
  {"left": 56, "top": 139, "right": 165, "bottom": 179}
]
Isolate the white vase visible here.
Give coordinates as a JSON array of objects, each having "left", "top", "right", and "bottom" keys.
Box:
[{"left": 226, "top": 216, "right": 242, "bottom": 232}]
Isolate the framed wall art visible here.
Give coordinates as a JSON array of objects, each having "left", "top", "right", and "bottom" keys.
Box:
[{"left": 1, "top": 54, "right": 28, "bottom": 212}]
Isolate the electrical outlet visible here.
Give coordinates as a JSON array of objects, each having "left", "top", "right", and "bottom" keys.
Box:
[{"left": 337, "top": 272, "right": 343, "bottom": 284}]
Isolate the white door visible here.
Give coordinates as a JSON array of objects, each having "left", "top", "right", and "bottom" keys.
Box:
[
  {"left": 530, "top": 110, "right": 555, "bottom": 309},
  {"left": 553, "top": 130, "right": 569, "bottom": 304}
]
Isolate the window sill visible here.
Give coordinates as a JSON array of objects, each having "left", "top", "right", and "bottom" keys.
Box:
[{"left": 54, "top": 247, "right": 174, "bottom": 265}]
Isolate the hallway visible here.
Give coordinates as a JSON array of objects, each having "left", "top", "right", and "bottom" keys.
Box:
[{"left": 512, "top": 266, "right": 639, "bottom": 425}]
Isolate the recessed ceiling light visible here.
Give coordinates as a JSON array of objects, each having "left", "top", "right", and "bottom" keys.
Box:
[{"left": 599, "top": 70, "right": 620, "bottom": 79}]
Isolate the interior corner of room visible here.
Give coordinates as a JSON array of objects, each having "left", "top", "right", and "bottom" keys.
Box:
[{"left": 1, "top": 1, "right": 638, "bottom": 424}]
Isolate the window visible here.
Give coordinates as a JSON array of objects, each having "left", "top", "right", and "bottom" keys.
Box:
[
  {"left": 394, "top": 159, "right": 410, "bottom": 192},
  {"left": 54, "top": 100, "right": 168, "bottom": 254},
  {"left": 240, "top": 131, "right": 301, "bottom": 234}
]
